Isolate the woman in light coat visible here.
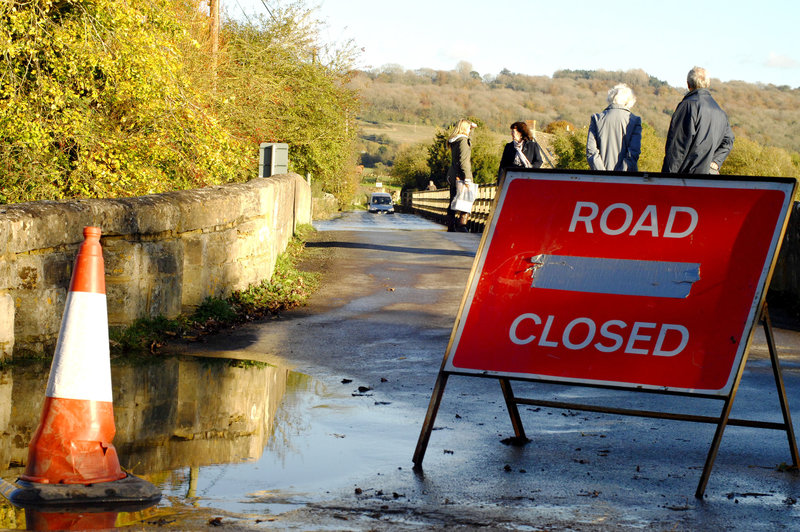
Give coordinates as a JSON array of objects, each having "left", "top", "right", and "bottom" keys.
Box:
[
  {"left": 447, "top": 119, "right": 476, "bottom": 232},
  {"left": 586, "top": 84, "right": 642, "bottom": 171}
]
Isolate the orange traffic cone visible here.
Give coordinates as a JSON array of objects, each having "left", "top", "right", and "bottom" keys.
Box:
[
  {"left": 9, "top": 227, "right": 160, "bottom": 509},
  {"left": 20, "top": 226, "right": 126, "bottom": 485}
]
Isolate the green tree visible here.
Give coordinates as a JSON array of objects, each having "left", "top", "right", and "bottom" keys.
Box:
[
  {"left": 0, "top": 1, "right": 361, "bottom": 206},
  {"left": 552, "top": 128, "right": 590, "bottom": 170},
  {"left": 723, "top": 136, "right": 800, "bottom": 178},
  {"left": 0, "top": 0, "right": 249, "bottom": 204},
  {"left": 391, "top": 143, "right": 430, "bottom": 189},
  {"left": 427, "top": 129, "right": 451, "bottom": 187},
  {"left": 639, "top": 123, "right": 666, "bottom": 172},
  {"left": 470, "top": 126, "right": 503, "bottom": 184},
  {"left": 213, "top": 6, "right": 361, "bottom": 204}
]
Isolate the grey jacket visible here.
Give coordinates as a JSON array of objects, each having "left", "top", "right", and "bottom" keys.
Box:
[
  {"left": 447, "top": 135, "right": 472, "bottom": 185},
  {"left": 662, "top": 89, "right": 734, "bottom": 174},
  {"left": 586, "top": 105, "right": 642, "bottom": 172}
]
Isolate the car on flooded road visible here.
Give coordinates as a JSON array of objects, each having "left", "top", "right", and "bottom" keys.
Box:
[{"left": 367, "top": 192, "right": 394, "bottom": 213}]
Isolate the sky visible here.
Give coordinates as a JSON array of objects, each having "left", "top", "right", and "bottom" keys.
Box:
[{"left": 227, "top": 0, "right": 800, "bottom": 89}]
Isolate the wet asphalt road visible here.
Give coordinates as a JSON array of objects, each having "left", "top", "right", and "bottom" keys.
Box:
[{"left": 179, "top": 210, "right": 800, "bottom": 530}]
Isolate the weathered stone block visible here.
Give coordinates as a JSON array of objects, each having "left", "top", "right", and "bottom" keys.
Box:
[
  {"left": 14, "top": 288, "right": 66, "bottom": 341},
  {"left": 42, "top": 252, "right": 72, "bottom": 288},
  {"left": 205, "top": 231, "right": 237, "bottom": 267},
  {"left": 182, "top": 234, "right": 205, "bottom": 269},
  {"left": 103, "top": 239, "right": 140, "bottom": 280}
]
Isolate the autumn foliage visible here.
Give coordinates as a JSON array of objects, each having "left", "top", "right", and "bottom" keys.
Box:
[
  {"left": 0, "top": 0, "right": 360, "bottom": 204},
  {"left": 364, "top": 65, "right": 800, "bottom": 186}
]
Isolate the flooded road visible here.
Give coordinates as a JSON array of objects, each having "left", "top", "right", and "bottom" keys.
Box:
[
  {"left": 312, "top": 210, "right": 444, "bottom": 232},
  {"left": 0, "top": 211, "right": 455, "bottom": 530},
  {"left": 1, "top": 355, "right": 421, "bottom": 529},
  {"left": 3, "top": 210, "right": 800, "bottom": 530}
]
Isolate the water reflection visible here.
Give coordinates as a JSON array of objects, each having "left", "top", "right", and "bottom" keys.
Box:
[
  {"left": 0, "top": 501, "right": 183, "bottom": 531},
  {"left": 24, "top": 509, "right": 118, "bottom": 530},
  {"left": 0, "top": 356, "right": 299, "bottom": 529},
  {"left": 114, "top": 357, "right": 292, "bottom": 473}
]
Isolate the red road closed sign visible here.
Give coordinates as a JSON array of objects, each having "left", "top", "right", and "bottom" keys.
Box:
[{"left": 445, "top": 172, "right": 796, "bottom": 395}]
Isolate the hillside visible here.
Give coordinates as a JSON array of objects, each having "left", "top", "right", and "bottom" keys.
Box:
[{"left": 352, "top": 68, "right": 800, "bottom": 155}]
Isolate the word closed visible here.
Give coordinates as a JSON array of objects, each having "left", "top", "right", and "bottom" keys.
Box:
[{"left": 508, "top": 313, "right": 689, "bottom": 357}]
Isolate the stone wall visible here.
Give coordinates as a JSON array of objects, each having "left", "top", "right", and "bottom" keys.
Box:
[{"left": 0, "top": 174, "right": 311, "bottom": 359}]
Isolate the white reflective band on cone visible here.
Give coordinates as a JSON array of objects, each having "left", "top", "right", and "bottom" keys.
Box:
[{"left": 46, "top": 291, "right": 113, "bottom": 402}]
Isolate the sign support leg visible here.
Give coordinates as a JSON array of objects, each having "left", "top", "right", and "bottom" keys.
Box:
[
  {"left": 695, "top": 393, "right": 736, "bottom": 499},
  {"left": 499, "top": 378, "right": 527, "bottom": 440},
  {"left": 413, "top": 371, "right": 450, "bottom": 468},
  {"left": 695, "top": 302, "right": 800, "bottom": 498},
  {"left": 761, "top": 305, "right": 800, "bottom": 467},
  {"left": 696, "top": 336, "right": 753, "bottom": 498}
]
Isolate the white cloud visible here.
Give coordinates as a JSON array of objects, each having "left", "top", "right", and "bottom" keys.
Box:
[{"left": 765, "top": 52, "right": 799, "bottom": 69}]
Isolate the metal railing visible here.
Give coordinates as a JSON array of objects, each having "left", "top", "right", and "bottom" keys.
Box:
[{"left": 405, "top": 184, "right": 497, "bottom": 233}]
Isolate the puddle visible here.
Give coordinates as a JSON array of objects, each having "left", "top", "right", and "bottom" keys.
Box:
[{"left": 0, "top": 356, "right": 413, "bottom": 529}]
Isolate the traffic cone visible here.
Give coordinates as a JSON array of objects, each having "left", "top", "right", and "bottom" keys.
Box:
[
  {"left": 21, "top": 226, "right": 125, "bottom": 485},
  {"left": 8, "top": 227, "right": 160, "bottom": 509}
]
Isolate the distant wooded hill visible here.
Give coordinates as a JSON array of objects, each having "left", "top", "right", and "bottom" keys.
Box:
[{"left": 351, "top": 67, "right": 800, "bottom": 153}]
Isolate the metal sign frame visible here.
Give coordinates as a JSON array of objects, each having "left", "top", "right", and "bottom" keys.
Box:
[{"left": 413, "top": 169, "right": 799, "bottom": 498}]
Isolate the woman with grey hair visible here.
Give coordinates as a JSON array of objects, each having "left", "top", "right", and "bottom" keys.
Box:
[{"left": 586, "top": 83, "right": 642, "bottom": 171}]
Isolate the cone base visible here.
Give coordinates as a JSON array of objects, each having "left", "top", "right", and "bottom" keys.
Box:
[{"left": 8, "top": 473, "right": 161, "bottom": 510}]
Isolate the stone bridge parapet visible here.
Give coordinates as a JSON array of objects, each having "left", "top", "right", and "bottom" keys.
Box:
[{"left": 0, "top": 173, "right": 311, "bottom": 359}]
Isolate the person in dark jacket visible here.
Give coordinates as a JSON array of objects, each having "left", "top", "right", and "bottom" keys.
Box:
[
  {"left": 447, "top": 119, "right": 476, "bottom": 232},
  {"left": 662, "top": 66, "right": 734, "bottom": 174},
  {"left": 497, "top": 121, "right": 543, "bottom": 185},
  {"left": 586, "top": 84, "right": 642, "bottom": 171}
]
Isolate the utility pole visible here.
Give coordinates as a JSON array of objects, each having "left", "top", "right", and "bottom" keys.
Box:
[{"left": 209, "top": 0, "right": 220, "bottom": 89}]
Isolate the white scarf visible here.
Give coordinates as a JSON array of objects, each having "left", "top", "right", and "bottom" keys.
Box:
[{"left": 514, "top": 141, "right": 533, "bottom": 168}]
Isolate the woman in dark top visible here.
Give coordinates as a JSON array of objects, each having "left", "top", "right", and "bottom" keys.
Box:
[{"left": 497, "top": 121, "right": 543, "bottom": 185}]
